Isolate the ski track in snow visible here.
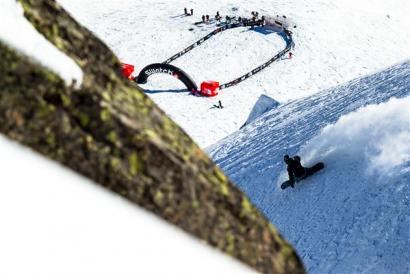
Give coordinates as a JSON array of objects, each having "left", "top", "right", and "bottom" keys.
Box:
[
  {"left": 208, "top": 61, "right": 410, "bottom": 274},
  {"left": 58, "top": 0, "right": 410, "bottom": 147}
]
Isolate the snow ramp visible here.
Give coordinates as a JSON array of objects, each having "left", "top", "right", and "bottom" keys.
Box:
[{"left": 207, "top": 61, "right": 410, "bottom": 274}]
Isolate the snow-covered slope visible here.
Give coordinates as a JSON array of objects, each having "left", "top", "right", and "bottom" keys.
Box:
[
  {"left": 58, "top": 0, "right": 410, "bottom": 147},
  {"left": 208, "top": 61, "right": 410, "bottom": 273}
]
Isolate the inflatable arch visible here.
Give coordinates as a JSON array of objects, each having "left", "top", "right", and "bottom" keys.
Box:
[
  {"left": 136, "top": 63, "right": 198, "bottom": 92},
  {"left": 122, "top": 17, "right": 294, "bottom": 97}
]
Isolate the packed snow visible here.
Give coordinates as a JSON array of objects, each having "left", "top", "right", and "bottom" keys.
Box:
[
  {"left": 58, "top": 0, "right": 410, "bottom": 147},
  {"left": 0, "top": 136, "right": 256, "bottom": 274},
  {"left": 208, "top": 62, "right": 410, "bottom": 273},
  {"left": 0, "top": 0, "right": 83, "bottom": 88}
]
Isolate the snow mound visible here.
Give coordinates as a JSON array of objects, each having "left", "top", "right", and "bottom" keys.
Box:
[{"left": 241, "top": 94, "right": 279, "bottom": 129}]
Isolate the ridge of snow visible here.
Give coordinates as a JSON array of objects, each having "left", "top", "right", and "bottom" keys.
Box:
[
  {"left": 208, "top": 61, "right": 410, "bottom": 273},
  {"left": 241, "top": 94, "right": 279, "bottom": 128},
  {"left": 0, "top": 0, "right": 83, "bottom": 88}
]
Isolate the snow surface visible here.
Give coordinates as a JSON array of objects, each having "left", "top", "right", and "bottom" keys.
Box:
[
  {"left": 1, "top": 0, "right": 409, "bottom": 273},
  {"left": 0, "top": 136, "right": 256, "bottom": 274},
  {"left": 0, "top": 0, "right": 83, "bottom": 88},
  {"left": 58, "top": 0, "right": 410, "bottom": 147},
  {"left": 208, "top": 61, "right": 410, "bottom": 273}
]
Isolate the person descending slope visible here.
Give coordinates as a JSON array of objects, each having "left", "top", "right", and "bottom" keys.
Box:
[
  {"left": 281, "top": 155, "right": 325, "bottom": 190},
  {"left": 284, "top": 155, "right": 304, "bottom": 188}
]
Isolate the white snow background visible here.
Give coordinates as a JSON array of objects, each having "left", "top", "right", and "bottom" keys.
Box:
[
  {"left": 0, "top": 0, "right": 409, "bottom": 273},
  {"left": 0, "top": 0, "right": 83, "bottom": 88},
  {"left": 0, "top": 135, "right": 256, "bottom": 274}
]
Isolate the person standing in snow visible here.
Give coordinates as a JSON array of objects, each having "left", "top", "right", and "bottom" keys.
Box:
[
  {"left": 289, "top": 52, "right": 293, "bottom": 59},
  {"left": 216, "top": 11, "right": 221, "bottom": 21}
]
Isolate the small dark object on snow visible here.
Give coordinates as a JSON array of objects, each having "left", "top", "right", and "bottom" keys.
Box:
[
  {"left": 211, "top": 100, "right": 224, "bottom": 109},
  {"left": 206, "top": 15, "right": 210, "bottom": 22},
  {"left": 184, "top": 7, "right": 188, "bottom": 15},
  {"left": 216, "top": 11, "right": 221, "bottom": 21},
  {"left": 202, "top": 15, "right": 206, "bottom": 22},
  {"left": 284, "top": 28, "right": 294, "bottom": 39},
  {"left": 190, "top": 9, "right": 194, "bottom": 16},
  {"left": 281, "top": 155, "right": 324, "bottom": 189}
]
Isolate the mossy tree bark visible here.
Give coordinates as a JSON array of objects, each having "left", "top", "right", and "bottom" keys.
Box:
[{"left": 0, "top": 1, "right": 305, "bottom": 273}]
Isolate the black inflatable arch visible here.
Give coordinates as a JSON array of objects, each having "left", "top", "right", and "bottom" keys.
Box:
[{"left": 136, "top": 63, "right": 198, "bottom": 91}]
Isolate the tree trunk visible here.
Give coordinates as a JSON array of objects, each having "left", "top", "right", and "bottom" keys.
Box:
[{"left": 0, "top": 1, "right": 305, "bottom": 273}]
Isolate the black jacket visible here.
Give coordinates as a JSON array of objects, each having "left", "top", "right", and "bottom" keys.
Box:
[{"left": 287, "top": 156, "right": 306, "bottom": 182}]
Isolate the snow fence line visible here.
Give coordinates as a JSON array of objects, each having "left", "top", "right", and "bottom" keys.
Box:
[{"left": 138, "top": 18, "right": 295, "bottom": 92}]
